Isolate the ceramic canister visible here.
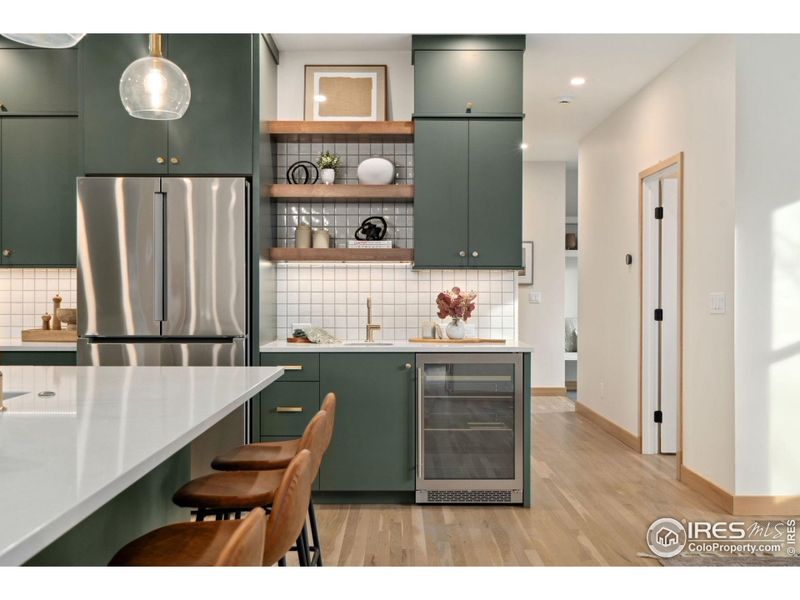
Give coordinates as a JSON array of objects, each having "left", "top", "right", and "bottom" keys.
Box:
[
  {"left": 312, "top": 228, "right": 331, "bottom": 249},
  {"left": 295, "top": 223, "right": 312, "bottom": 248}
]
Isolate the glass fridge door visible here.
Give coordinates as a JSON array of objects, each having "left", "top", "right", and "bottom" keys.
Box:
[{"left": 418, "top": 355, "right": 522, "bottom": 483}]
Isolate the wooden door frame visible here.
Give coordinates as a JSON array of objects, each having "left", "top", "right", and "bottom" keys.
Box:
[{"left": 638, "top": 152, "right": 684, "bottom": 479}]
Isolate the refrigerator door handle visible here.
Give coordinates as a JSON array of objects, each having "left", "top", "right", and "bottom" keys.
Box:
[{"left": 154, "top": 191, "right": 166, "bottom": 323}]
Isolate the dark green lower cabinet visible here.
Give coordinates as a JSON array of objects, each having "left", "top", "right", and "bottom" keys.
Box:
[
  {"left": 0, "top": 352, "right": 76, "bottom": 366},
  {"left": 259, "top": 381, "right": 319, "bottom": 437},
  {"left": 318, "top": 353, "right": 415, "bottom": 492}
]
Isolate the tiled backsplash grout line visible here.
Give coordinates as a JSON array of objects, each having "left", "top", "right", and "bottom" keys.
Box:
[{"left": 0, "top": 269, "right": 78, "bottom": 338}]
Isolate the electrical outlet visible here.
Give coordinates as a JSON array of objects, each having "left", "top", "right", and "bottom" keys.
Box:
[
  {"left": 528, "top": 291, "right": 542, "bottom": 304},
  {"left": 709, "top": 293, "right": 727, "bottom": 314}
]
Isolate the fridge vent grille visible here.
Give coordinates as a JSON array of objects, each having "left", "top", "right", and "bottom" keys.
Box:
[{"left": 425, "top": 490, "right": 513, "bottom": 504}]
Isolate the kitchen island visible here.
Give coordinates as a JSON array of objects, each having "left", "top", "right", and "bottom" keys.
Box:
[{"left": 0, "top": 365, "right": 283, "bottom": 566}]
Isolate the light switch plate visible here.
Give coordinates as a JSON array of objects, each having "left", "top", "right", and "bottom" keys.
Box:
[
  {"left": 528, "top": 291, "right": 542, "bottom": 304},
  {"left": 709, "top": 293, "right": 726, "bottom": 314}
]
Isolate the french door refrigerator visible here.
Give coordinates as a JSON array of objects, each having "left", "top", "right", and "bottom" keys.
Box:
[{"left": 77, "top": 177, "right": 250, "bottom": 475}]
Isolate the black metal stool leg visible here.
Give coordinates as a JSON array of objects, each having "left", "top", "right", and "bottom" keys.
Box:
[
  {"left": 278, "top": 556, "right": 287, "bottom": 567},
  {"left": 308, "top": 500, "right": 323, "bottom": 566},
  {"left": 295, "top": 531, "right": 308, "bottom": 566}
]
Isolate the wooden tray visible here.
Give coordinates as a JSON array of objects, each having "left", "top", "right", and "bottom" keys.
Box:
[
  {"left": 286, "top": 337, "right": 314, "bottom": 344},
  {"left": 408, "top": 337, "right": 506, "bottom": 344},
  {"left": 21, "top": 329, "right": 78, "bottom": 342}
]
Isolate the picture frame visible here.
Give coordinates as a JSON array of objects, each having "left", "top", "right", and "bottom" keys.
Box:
[
  {"left": 304, "top": 65, "right": 387, "bottom": 121},
  {"left": 519, "top": 241, "right": 534, "bottom": 285}
]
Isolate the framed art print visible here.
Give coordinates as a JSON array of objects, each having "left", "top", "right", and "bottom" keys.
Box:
[{"left": 304, "top": 65, "right": 387, "bottom": 121}]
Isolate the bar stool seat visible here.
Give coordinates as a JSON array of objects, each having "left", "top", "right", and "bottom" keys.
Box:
[
  {"left": 211, "top": 438, "right": 299, "bottom": 471},
  {"left": 173, "top": 469, "right": 285, "bottom": 511},
  {"left": 110, "top": 508, "right": 266, "bottom": 567}
]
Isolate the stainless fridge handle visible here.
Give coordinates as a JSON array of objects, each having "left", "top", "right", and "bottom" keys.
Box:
[
  {"left": 154, "top": 191, "right": 166, "bottom": 322},
  {"left": 417, "top": 367, "right": 424, "bottom": 481}
]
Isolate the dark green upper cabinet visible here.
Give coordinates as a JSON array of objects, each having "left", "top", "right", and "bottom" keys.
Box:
[
  {"left": 81, "top": 34, "right": 168, "bottom": 175},
  {"left": 412, "top": 35, "right": 525, "bottom": 117},
  {"left": 166, "top": 35, "right": 253, "bottom": 175},
  {"left": 0, "top": 49, "right": 78, "bottom": 114},
  {"left": 413, "top": 51, "right": 523, "bottom": 116},
  {"left": 413, "top": 119, "right": 522, "bottom": 269},
  {"left": 413, "top": 119, "right": 469, "bottom": 268},
  {"left": 81, "top": 34, "right": 254, "bottom": 176},
  {"left": 467, "top": 119, "right": 523, "bottom": 268},
  {"left": 318, "top": 353, "right": 416, "bottom": 492},
  {"left": 1, "top": 118, "right": 79, "bottom": 266}
]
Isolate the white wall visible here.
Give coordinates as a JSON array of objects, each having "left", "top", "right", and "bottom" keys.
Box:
[
  {"left": 734, "top": 36, "right": 800, "bottom": 496},
  {"left": 519, "top": 162, "right": 566, "bottom": 388},
  {"left": 566, "top": 169, "right": 578, "bottom": 218},
  {"left": 276, "top": 50, "right": 413, "bottom": 120},
  {"left": 578, "top": 37, "right": 736, "bottom": 491}
]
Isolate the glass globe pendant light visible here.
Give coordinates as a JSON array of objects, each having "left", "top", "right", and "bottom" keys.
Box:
[
  {"left": 119, "top": 34, "right": 191, "bottom": 120},
  {"left": 1, "top": 33, "right": 85, "bottom": 48}
]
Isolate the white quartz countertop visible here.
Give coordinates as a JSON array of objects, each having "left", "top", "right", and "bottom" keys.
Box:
[
  {"left": 0, "top": 338, "right": 77, "bottom": 352},
  {"left": 260, "top": 340, "right": 532, "bottom": 353},
  {"left": 0, "top": 365, "right": 283, "bottom": 565}
]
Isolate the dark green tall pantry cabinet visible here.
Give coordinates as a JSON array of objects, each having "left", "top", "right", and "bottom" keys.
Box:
[
  {"left": 81, "top": 34, "right": 254, "bottom": 175},
  {"left": 413, "top": 118, "right": 522, "bottom": 269}
]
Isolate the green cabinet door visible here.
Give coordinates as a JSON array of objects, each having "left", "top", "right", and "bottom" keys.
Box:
[
  {"left": 413, "top": 50, "right": 523, "bottom": 116},
  {"left": 0, "top": 352, "right": 76, "bottom": 366},
  {"left": 81, "top": 34, "right": 168, "bottom": 175},
  {"left": 413, "top": 119, "right": 469, "bottom": 268},
  {"left": 1, "top": 118, "right": 79, "bottom": 266},
  {"left": 319, "top": 353, "right": 415, "bottom": 491},
  {"left": 467, "top": 119, "right": 523, "bottom": 268},
  {"left": 166, "top": 35, "right": 254, "bottom": 175},
  {"left": 0, "top": 49, "right": 78, "bottom": 114}
]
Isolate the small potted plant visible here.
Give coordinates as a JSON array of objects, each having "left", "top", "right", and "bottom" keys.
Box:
[
  {"left": 436, "top": 287, "right": 477, "bottom": 339},
  {"left": 316, "top": 150, "right": 341, "bottom": 185}
]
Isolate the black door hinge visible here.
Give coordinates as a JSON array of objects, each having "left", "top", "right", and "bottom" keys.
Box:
[
  {"left": 654, "top": 410, "right": 663, "bottom": 424},
  {"left": 654, "top": 206, "right": 664, "bottom": 219},
  {"left": 654, "top": 308, "right": 663, "bottom": 321}
]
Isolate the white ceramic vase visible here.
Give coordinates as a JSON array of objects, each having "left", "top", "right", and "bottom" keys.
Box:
[
  {"left": 446, "top": 318, "right": 465, "bottom": 339},
  {"left": 320, "top": 168, "right": 335, "bottom": 185}
]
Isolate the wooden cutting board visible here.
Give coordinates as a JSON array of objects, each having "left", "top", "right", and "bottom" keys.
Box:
[
  {"left": 21, "top": 329, "right": 78, "bottom": 342},
  {"left": 408, "top": 337, "right": 506, "bottom": 344}
]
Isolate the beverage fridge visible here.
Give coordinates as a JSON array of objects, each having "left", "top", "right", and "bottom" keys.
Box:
[{"left": 76, "top": 176, "right": 250, "bottom": 475}]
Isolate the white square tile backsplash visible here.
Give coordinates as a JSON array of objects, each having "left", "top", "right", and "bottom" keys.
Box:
[
  {"left": 275, "top": 264, "right": 517, "bottom": 342},
  {"left": 0, "top": 268, "right": 77, "bottom": 339}
]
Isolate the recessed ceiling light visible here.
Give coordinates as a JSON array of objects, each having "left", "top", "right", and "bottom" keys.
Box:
[
  {"left": 520, "top": 143, "right": 529, "bottom": 150},
  {"left": 570, "top": 77, "right": 586, "bottom": 86},
  {"left": 313, "top": 94, "right": 327, "bottom": 102}
]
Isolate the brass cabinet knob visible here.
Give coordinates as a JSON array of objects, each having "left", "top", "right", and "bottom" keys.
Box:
[
  {"left": 466, "top": 101, "right": 474, "bottom": 113},
  {"left": 0, "top": 103, "right": 7, "bottom": 112},
  {"left": 459, "top": 250, "right": 466, "bottom": 257},
  {"left": 170, "top": 156, "right": 180, "bottom": 165},
  {"left": 404, "top": 363, "right": 413, "bottom": 370},
  {"left": 472, "top": 250, "right": 479, "bottom": 258},
  {"left": 156, "top": 156, "right": 166, "bottom": 164},
  {"left": 2, "top": 248, "right": 12, "bottom": 257}
]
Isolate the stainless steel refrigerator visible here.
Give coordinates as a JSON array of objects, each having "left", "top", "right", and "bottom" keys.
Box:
[{"left": 77, "top": 177, "right": 250, "bottom": 475}]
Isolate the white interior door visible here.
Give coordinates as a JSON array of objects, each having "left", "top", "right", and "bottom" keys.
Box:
[{"left": 641, "top": 165, "right": 680, "bottom": 455}]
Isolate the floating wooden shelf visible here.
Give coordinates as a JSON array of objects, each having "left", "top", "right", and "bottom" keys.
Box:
[
  {"left": 269, "top": 248, "right": 414, "bottom": 262},
  {"left": 264, "top": 120, "right": 414, "bottom": 139},
  {"left": 267, "top": 184, "right": 414, "bottom": 200}
]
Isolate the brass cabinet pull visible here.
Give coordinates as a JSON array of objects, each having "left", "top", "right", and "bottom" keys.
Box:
[
  {"left": 170, "top": 156, "right": 180, "bottom": 165},
  {"left": 2, "top": 249, "right": 12, "bottom": 257},
  {"left": 275, "top": 406, "right": 303, "bottom": 413},
  {"left": 156, "top": 156, "right": 166, "bottom": 164},
  {"left": 0, "top": 103, "right": 7, "bottom": 112},
  {"left": 280, "top": 365, "right": 303, "bottom": 371}
]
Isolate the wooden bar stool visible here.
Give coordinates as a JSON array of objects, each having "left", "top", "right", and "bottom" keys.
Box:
[
  {"left": 173, "top": 402, "right": 334, "bottom": 566},
  {"left": 209, "top": 393, "right": 336, "bottom": 566},
  {"left": 111, "top": 450, "right": 315, "bottom": 566},
  {"left": 108, "top": 506, "right": 267, "bottom": 566}
]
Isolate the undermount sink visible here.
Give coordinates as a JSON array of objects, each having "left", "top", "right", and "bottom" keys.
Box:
[{"left": 342, "top": 342, "right": 394, "bottom": 346}]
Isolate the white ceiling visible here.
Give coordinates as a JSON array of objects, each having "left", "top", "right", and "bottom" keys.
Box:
[
  {"left": 270, "top": 33, "right": 703, "bottom": 165},
  {"left": 523, "top": 34, "right": 702, "bottom": 165}
]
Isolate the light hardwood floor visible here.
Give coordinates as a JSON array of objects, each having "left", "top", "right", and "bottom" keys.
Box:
[{"left": 312, "top": 396, "right": 743, "bottom": 566}]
